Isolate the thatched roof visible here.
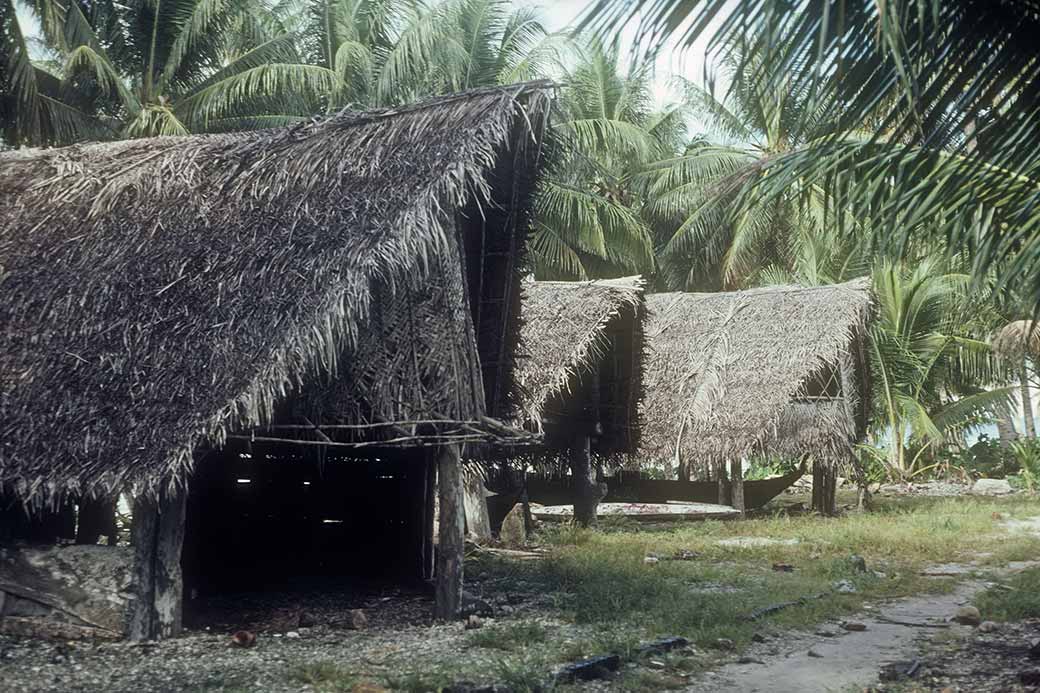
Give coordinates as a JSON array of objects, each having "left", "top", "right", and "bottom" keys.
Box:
[
  {"left": 515, "top": 277, "right": 644, "bottom": 428},
  {"left": 0, "top": 81, "right": 554, "bottom": 505},
  {"left": 640, "top": 279, "right": 872, "bottom": 467}
]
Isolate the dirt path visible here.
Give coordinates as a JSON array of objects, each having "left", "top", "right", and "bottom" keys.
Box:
[
  {"left": 684, "top": 515, "right": 1040, "bottom": 693},
  {"left": 684, "top": 582, "right": 982, "bottom": 692}
]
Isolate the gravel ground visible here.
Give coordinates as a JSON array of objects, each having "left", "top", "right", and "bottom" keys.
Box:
[{"left": 0, "top": 579, "right": 587, "bottom": 693}]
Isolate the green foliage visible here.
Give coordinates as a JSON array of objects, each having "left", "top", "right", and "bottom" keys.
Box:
[
  {"left": 975, "top": 566, "right": 1040, "bottom": 622},
  {"left": 288, "top": 661, "right": 357, "bottom": 692}
]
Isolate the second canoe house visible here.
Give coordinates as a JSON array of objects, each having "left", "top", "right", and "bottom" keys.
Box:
[
  {"left": 640, "top": 280, "right": 873, "bottom": 514},
  {"left": 0, "top": 82, "right": 553, "bottom": 638},
  {"left": 497, "top": 277, "right": 645, "bottom": 524}
]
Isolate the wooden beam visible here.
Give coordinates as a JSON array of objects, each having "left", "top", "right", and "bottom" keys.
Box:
[
  {"left": 435, "top": 444, "right": 464, "bottom": 621},
  {"left": 730, "top": 458, "right": 745, "bottom": 515}
]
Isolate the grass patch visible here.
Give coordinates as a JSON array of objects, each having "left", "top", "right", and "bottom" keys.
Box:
[
  {"left": 975, "top": 566, "right": 1040, "bottom": 621},
  {"left": 471, "top": 495, "right": 1040, "bottom": 653},
  {"left": 467, "top": 621, "right": 549, "bottom": 651},
  {"left": 288, "top": 661, "right": 357, "bottom": 692}
]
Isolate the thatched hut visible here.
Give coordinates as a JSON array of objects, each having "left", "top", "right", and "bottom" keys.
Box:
[
  {"left": 0, "top": 81, "right": 553, "bottom": 638},
  {"left": 640, "top": 279, "right": 873, "bottom": 514},
  {"left": 500, "top": 277, "right": 645, "bottom": 524}
]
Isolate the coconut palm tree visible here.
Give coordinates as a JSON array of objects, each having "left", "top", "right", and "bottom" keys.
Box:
[
  {"left": 581, "top": 0, "right": 1040, "bottom": 310},
  {"left": 640, "top": 44, "right": 861, "bottom": 290},
  {"left": 992, "top": 319, "right": 1040, "bottom": 439},
  {"left": 2, "top": 0, "right": 339, "bottom": 144},
  {"left": 531, "top": 41, "right": 684, "bottom": 279}
]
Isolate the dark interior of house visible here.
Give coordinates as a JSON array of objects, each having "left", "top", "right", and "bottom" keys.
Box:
[{"left": 182, "top": 445, "right": 431, "bottom": 599}]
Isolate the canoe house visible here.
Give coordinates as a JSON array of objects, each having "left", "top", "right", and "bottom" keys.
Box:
[
  {"left": 494, "top": 277, "right": 645, "bottom": 525},
  {"left": 0, "top": 82, "right": 553, "bottom": 639},
  {"left": 640, "top": 279, "right": 873, "bottom": 514}
]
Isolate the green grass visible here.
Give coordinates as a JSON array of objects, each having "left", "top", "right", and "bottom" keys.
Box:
[
  {"left": 975, "top": 566, "right": 1040, "bottom": 621},
  {"left": 288, "top": 661, "right": 358, "bottom": 692},
  {"left": 471, "top": 495, "right": 1040, "bottom": 652},
  {"left": 467, "top": 621, "right": 550, "bottom": 651}
]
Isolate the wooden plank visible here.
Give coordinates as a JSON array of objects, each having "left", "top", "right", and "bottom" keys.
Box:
[{"left": 435, "top": 444, "right": 464, "bottom": 621}]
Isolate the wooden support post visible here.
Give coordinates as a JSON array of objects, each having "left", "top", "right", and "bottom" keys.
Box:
[
  {"left": 435, "top": 444, "right": 464, "bottom": 621},
  {"left": 715, "top": 460, "right": 729, "bottom": 506},
  {"left": 128, "top": 489, "right": 187, "bottom": 641},
  {"left": 129, "top": 496, "right": 158, "bottom": 641},
  {"left": 811, "top": 463, "right": 837, "bottom": 516},
  {"left": 571, "top": 433, "right": 601, "bottom": 527},
  {"left": 730, "top": 458, "right": 745, "bottom": 515}
]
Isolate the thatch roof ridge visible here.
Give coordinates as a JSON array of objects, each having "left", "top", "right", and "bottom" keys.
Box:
[
  {"left": 640, "top": 278, "right": 872, "bottom": 466},
  {"left": 1, "top": 81, "right": 554, "bottom": 506},
  {"left": 515, "top": 276, "right": 645, "bottom": 428}
]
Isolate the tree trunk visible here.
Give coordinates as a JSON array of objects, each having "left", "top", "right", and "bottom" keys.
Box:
[
  {"left": 435, "top": 444, "right": 464, "bottom": 621},
  {"left": 730, "top": 458, "right": 745, "bottom": 515},
  {"left": 812, "top": 464, "right": 837, "bottom": 515},
  {"left": 1022, "top": 359, "right": 1036, "bottom": 438},
  {"left": 128, "top": 489, "right": 186, "bottom": 641},
  {"left": 571, "top": 434, "right": 600, "bottom": 527}
]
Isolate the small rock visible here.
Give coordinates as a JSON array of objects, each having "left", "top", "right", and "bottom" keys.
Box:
[
  {"left": 771, "top": 563, "right": 794, "bottom": 572},
  {"left": 833, "top": 579, "right": 857, "bottom": 594},
  {"left": 808, "top": 648, "right": 824, "bottom": 658},
  {"left": 347, "top": 609, "right": 368, "bottom": 630},
  {"left": 971, "top": 478, "right": 1013, "bottom": 496},
  {"left": 848, "top": 555, "right": 868, "bottom": 573},
  {"left": 952, "top": 606, "right": 981, "bottom": 626},
  {"left": 285, "top": 631, "right": 300, "bottom": 639},
  {"left": 751, "top": 633, "right": 767, "bottom": 643},
  {"left": 644, "top": 556, "right": 660, "bottom": 565},
  {"left": 841, "top": 621, "right": 867, "bottom": 632},
  {"left": 1028, "top": 638, "right": 1040, "bottom": 658},
  {"left": 737, "top": 656, "right": 764, "bottom": 664},
  {"left": 978, "top": 621, "right": 999, "bottom": 633},
  {"left": 230, "top": 631, "right": 256, "bottom": 648},
  {"left": 461, "top": 592, "right": 494, "bottom": 618},
  {"left": 711, "top": 638, "right": 735, "bottom": 651},
  {"left": 465, "top": 615, "right": 483, "bottom": 630},
  {"left": 673, "top": 549, "right": 699, "bottom": 561},
  {"left": 647, "top": 659, "right": 666, "bottom": 669},
  {"left": 814, "top": 628, "right": 839, "bottom": 637}
]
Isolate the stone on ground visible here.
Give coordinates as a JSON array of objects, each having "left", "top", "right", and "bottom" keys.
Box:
[
  {"left": 970, "top": 478, "right": 1013, "bottom": 496},
  {"left": 499, "top": 503, "right": 526, "bottom": 547},
  {"left": 952, "top": 606, "right": 981, "bottom": 626}
]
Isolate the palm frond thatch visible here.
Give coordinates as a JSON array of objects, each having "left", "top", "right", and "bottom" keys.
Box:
[
  {"left": 514, "top": 277, "right": 645, "bottom": 450},
  {"left": 992, "top": 320, "right": 1040, "bottom": 358},
  {"left": 0, "top": 80, "right": 555, "bottom": 507},
  {"left": 640, "top": 278, "right": 873, "bottom": 470}
]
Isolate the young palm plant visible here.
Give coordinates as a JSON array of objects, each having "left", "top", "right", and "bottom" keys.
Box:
[{"left": 866, "top": 260, "right": 1012, "bottom": 480}]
